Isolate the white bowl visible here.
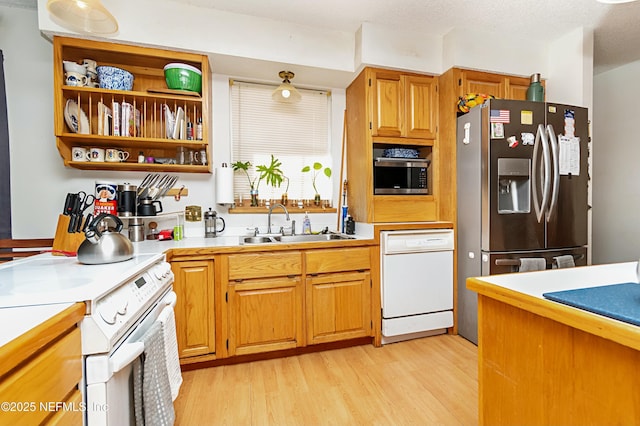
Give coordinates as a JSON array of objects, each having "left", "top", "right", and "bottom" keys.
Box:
[{"left": 63, "top": 61, "right": 87, "bottom": 74}]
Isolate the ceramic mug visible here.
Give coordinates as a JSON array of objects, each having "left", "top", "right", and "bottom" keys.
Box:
[
  {"left": 89, "top": 147, "right": 105, "bottom": 162},
  {"left": 105, "top": 148, "right": 130, "bottom": 162},
  {"left": 71, "top": 146, "right": 89, "bottom": 162},
  {"left": 65, "top": 71, "right": 87, "bottom": 87},
  {"left": 83, "top": 59, "right": 97, "bottom": 74}
]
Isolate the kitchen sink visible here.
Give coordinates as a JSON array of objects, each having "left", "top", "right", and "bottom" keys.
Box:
[
  {"left": 240, "top": 233, "right": 354, "bottom": 245},
  {"left": 241, "top": 236, "right": 279, "bottom": 244}
]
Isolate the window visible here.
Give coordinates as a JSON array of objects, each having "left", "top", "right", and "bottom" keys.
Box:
[{"left": 230, "top": 80, "right": 331, "bottom": 203}]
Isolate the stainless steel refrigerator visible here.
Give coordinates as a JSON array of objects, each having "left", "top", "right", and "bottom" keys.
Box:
[{"left": 456, "top": 99, "right": 589, "bottom": 344}]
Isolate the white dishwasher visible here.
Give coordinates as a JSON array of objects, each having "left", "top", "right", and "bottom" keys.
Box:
[{"left": 380, "top": 229, "right": 454, "bottom": 344}]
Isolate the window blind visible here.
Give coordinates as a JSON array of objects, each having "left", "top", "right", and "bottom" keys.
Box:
[{"left": 230, "top": 80, "right": 331, "bottom": 202}]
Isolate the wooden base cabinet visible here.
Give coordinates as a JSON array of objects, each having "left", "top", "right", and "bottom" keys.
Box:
[
  {"left": 305, "top": 248, "right": 372, "bottom": 344},
  {"left": 227, "top": 276, "right": 303, "bottom": 356},
  {"left": 225, "top": 251, "right": 303, "bottom": 356},
  {"left": 0, "top": 304, "right": 84, "bottom": 425},
  {"left": 171, "top": 260, "right": 215, "bottom": 359}
]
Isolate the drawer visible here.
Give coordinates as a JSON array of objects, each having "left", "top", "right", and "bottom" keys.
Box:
[
  {"left": 228, "top": 251, "right": 302, "bottom": 280},
  {"left": 306, "top": 247, "right": 371, "bottom": 274},
  {"left": 47, "top": 389, "right": 83, "bottom": 425},
  {"left": 0, "top": 327, "right": 82, "bottom": 425}
]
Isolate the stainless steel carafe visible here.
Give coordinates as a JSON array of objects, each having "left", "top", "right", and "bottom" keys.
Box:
[{"left": 128, "top": 217, "right": 145, "bottom": 242}]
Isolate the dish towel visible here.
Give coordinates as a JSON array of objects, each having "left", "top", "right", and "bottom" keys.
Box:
[
  {"left": 518, "top": 258, "right": 546, "bottom": 272},
  {"left": 158, "top": 305, "right": 183, "bottom": 401},
  {"left": 553, "top": 255, "right": 576, "bottom": 269},
  {"left": 133, "top": 321, "right": 175, "bottom": 426}
]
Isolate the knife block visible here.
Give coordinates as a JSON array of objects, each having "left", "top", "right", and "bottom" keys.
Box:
[{"left": 52, "top": 214, "right": 85, "bottom": 255}]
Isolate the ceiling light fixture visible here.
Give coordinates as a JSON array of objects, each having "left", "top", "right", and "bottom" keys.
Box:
[
  {"left": 272, "top": 71, "right": 302, "bottom": 103},
  {"left": 46, "top": 0, "right": 119, "bottom": 36}
]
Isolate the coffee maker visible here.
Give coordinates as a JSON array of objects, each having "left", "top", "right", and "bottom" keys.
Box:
[{"left": 204, "top": 208, "right": 225, "bottom": 237}]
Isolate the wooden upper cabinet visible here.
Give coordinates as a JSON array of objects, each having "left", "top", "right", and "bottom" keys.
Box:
[
  {"left": 459, "top": 69, "right": 539, "bottom": 101},
  {"left": 372, "top": 71, "right": 403, "bottom": 137},
  {"left": 371, "top": 69, "right": 437, "bottom": 139},
  {"left": 506, "top": 75, "right": 532, "bottom": 100},
  {"left": 52, "top": 36, "right": 211, "bottom": 173},
  {"left": 404, "top": 75, "right": 437, "bottom": 139},
  {"left": 461, "top": 70, "right": 506, "bottom": 98}
]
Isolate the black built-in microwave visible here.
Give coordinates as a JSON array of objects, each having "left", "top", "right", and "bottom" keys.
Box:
[{"left": 373, "top": 158, "right": 429, "bottom": 194}]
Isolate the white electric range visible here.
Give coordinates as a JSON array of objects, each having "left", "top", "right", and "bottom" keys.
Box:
[{"left": 0, "top": 253, "right": 178, "bottom": 425}]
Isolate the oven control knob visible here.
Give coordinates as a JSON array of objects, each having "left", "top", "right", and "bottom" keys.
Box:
[
  {"left": 117, "top": 301, "right": 129, "bottom": 316},
  {"left": 98, "top": 303, "right": 117, "bottom": 325},
  {"left": 152, "top": 266, "right": 164, "bottom": 280}
]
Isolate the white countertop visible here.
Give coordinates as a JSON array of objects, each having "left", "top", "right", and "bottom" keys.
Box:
[
  {"left": 0, "top": 252, "right": 163, "bottom": 308},
  {"left": 0, "top": 303, "right": 74, "bottom": 347},
  {"left": 474, "top": 261, "right": 639, "bottom": 298}
]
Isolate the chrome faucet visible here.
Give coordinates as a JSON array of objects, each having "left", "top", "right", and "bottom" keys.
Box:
[{"left": 267, "top": 203, "right": 290, "bottom": 234}]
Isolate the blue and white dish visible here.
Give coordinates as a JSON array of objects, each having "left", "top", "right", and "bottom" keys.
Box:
[
  {"left": 64, "top": 99, "right": 90, "bottom": 134},
  {"left": 383, "top": 148, "right": 419, "bottom": 158},
  {"left": 96, "top": 66, "right": 134, "bottom": 91}
]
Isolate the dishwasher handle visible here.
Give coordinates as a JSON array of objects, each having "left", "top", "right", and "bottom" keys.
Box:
[{"left": 382, "top": 230, "right": 454, "bottom": 254}]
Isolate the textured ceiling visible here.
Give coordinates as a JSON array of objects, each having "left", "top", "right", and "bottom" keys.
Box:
[{"left": 5, "top": 0, "right": 640, "bottom": 74}]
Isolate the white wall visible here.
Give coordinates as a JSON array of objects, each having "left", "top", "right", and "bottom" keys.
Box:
[
  {"left": 592, "top": 60, "right": 640, "bottom": 264},
  {"left": 442, "top": 27, "right": 547, "bottom": 78}
]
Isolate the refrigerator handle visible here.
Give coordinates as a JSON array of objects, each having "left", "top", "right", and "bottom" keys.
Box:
[
  {"left": 532, "top": 124, "right": 551, "bottom": 223},
  {"left": 546, "top": 124, "right": 560, "bottom": 222}
]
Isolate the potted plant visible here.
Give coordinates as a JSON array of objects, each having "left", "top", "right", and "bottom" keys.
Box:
[
  {"left": 302, "top": 162, "right": 332, "bottom": 206},
  {"left": 232, "top": 155, "right": 284, "bottom": 206}
]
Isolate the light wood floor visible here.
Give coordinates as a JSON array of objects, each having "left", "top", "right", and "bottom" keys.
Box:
[{"left": 174, "top": 334, "right": 478, "bottom": 425}]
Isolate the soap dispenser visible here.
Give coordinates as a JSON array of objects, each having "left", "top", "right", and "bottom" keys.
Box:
[{"left": 302, "top": 212, "right": 312, "bottom": 234}]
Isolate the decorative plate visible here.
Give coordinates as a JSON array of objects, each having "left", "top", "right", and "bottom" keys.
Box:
[
  {"left": 64, "top": 99, "right": 90, "bottom": 134},
  {"left": 383, "top": 148, "right": 419, "bottom": 158}
]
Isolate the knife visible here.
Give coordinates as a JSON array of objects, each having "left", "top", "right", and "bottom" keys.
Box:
[
  {"left": 67, "top": 195, "right": 81, "bottom": 233},
  {"left": 63, "top": 193, "right": 76, "bottom": 216}
]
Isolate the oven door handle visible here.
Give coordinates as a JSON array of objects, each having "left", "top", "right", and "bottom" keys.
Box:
[
  {"left": 163, "top": 290, "right": 177, "bottom": 308},
  {"left": 110, "top": 342, "right": 145, "bottom": 374}
]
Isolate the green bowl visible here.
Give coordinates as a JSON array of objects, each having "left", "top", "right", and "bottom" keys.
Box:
[{"left": 164, "top": 63, "right": 202, "bottom": 93}]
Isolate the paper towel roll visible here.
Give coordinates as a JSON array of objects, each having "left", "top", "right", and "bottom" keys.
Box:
[{"left": 216, "top": 166, "right": 234, "bottom": 204}]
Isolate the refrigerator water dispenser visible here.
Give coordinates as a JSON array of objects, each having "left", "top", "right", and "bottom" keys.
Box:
[{"left": 497, "top": 158, "right": 530, "bottom": 214}]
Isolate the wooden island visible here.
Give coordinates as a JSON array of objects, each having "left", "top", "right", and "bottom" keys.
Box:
[{"left": 467, "top": 262, "right": 640, "bottom": 425}]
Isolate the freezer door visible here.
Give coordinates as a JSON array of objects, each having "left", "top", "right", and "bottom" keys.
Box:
[
  {"left": 483, "top": 99, "right": 547, "bottom": 251},
  {"left": 545, "top": 104, "right": 589, "bottom": 248},
  {"left": 482, "top": 247, "right": 588, "bottom": 275}
]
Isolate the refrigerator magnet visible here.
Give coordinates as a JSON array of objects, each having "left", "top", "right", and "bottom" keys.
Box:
[
  {"left": 521, "top": 132, "right": 535, "bottom": 146},
  {"left": 521, "top": 110, "right": 533, "bottom": 125},
  {"left": 507, "top": 136, "right": 519, "bottom": 148},
  {"left": 491, "top": 123, "right": 504, "bottom": 139}
]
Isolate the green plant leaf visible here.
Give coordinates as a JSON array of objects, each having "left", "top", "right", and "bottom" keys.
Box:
[
  {"left": 231, "top": 160, "right": 254, "bottom": 188},
  {"left": 313, "top": 162, "right": 322, "bottom": 170},
  {"left": 256, "top": 154, "right": 284, "bottom": 188},
  {"left": 231, "top": 160, "right": 251, "bottom": 171},
  {"left": 324, "top": 168, "right": 332, "bottom": 178},
  {"left": 301, "top": 165, "right": 311, "bottom": 173}
]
